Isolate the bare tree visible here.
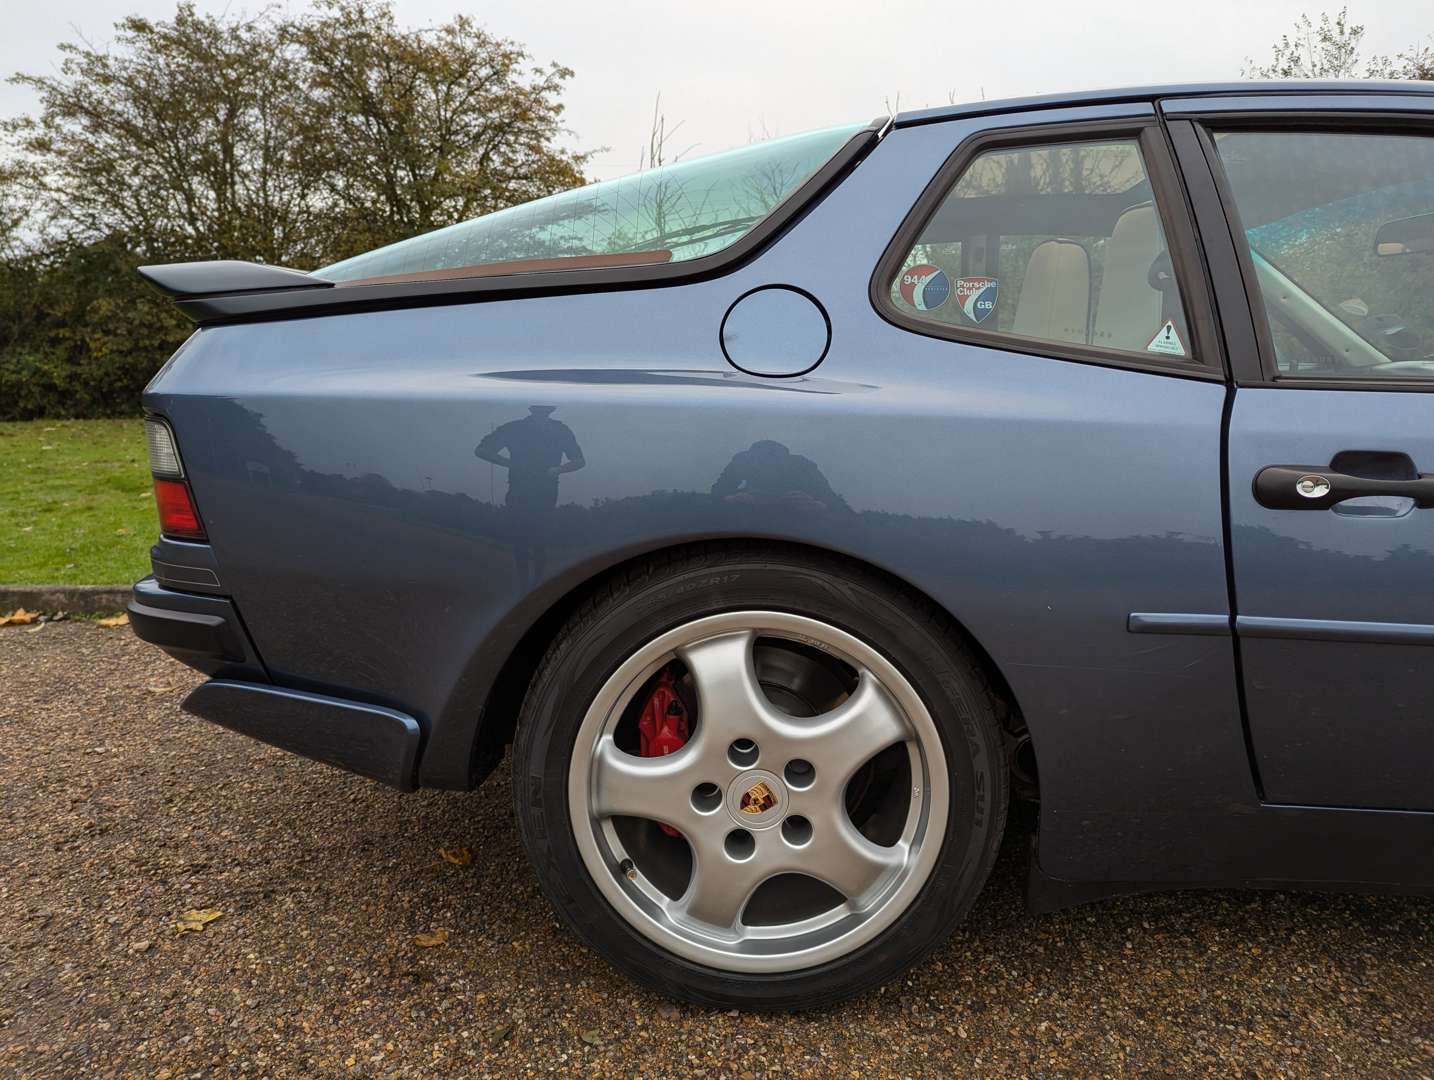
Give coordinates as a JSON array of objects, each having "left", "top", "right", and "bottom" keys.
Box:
[
  {"left": 638, "top": 93, "right": 697, "bottom": 171},
  {"left": 1245, "top": 7, "right": 1433, "bottom": 80}
]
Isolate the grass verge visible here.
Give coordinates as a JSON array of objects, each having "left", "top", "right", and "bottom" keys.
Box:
[{"left": 0, "top": 419, "right": 153, "bottom": 586}]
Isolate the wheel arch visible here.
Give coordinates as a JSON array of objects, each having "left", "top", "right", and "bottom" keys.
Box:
[{"left": 457, "top": 537, "right": 1031, "bottom": 793}]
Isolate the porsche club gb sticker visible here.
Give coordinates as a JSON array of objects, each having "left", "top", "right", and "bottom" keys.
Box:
[
  {"left": 898, "top": 264, "right": 951, "bottom": 311},
  {"left": 1146, "top": 320, "right": 1187, "bottom": 357},
  {"left": 955, "top": 277, "right": 999, "bottom": 324}
]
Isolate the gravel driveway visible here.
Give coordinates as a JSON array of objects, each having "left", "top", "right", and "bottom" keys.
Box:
[{"left": 2, "top": 621, "right": 1430, "bottom": 1078}]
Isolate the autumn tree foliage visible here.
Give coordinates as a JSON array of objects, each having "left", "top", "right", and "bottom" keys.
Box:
[
  {"left": 292, "top": 1, "right": 589, "bottom": 260},
  {"left": 0, "top": 1, "right": 590, "bottom": 418}
]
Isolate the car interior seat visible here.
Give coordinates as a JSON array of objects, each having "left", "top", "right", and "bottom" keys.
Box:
[
  {"left": 1012, "top": 239, "right": 1091, "bottom": 345},
  {"left": 1092, "top": 203, "right": 1164, "bottom": 353}
]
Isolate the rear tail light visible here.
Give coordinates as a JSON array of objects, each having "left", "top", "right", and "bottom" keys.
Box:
[
  {"left": 145, "top": 417, "right": 207, "bottom": 541},
  {"left": 154, "top": 479, "right": 206, "bottom": 540}
]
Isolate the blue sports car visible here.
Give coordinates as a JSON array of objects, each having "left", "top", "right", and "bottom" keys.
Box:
[{"left": 132, "top": 81, "right": 1434, "bottom": 1009}]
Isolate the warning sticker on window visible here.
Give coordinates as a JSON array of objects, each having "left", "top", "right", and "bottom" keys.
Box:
[{"left": 1146, "top": 320, "right": 1187, "bottom": 357}]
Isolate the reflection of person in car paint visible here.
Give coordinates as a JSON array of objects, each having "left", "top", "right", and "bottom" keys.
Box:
[
  {"left": 475, "top": 406, "right": 585, "bottom": 587},
  {"left": 710, "top": 440, "right": 845, "bottom": 512}
]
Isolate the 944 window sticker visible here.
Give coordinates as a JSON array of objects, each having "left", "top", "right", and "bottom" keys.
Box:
[{"left": 898, "top": 264, "right": 951, "bottom": 311}]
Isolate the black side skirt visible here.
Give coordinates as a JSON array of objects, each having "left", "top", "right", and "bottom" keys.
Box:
[{"left": 183, "top": 681, "right": 421, "bottom": 791}]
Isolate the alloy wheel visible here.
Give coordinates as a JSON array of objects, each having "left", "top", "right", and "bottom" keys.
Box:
[{"left": 567, "top": 610, "right": 949, "bottom": 973}]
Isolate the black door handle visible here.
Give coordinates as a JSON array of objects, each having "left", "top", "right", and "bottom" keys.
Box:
[{"left": 1253, "top": 465, "right": 1434, "bottom": 510}]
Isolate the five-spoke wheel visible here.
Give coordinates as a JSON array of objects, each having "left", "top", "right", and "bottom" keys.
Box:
[
  {"left": 513, "top": 548, "right": 1006, "bottom": 1008},
  {"left": 570, "top": 612, "right": 948, "bottom": 970}
]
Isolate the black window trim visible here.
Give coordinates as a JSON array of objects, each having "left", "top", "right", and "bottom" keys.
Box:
[
  {"left": 177, "top": 120, "right": 887, "bottom": 326},
  {"left": 1179, "top": 107, "right": 1434, "bottom": 393},
  {"left": 868, "top": 117, "right": 1225, "bottom": 382}
]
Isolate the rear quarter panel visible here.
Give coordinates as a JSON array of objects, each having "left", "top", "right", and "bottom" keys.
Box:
[{"left": 148, "top": 106, "right": 1245, "bottom": 882}]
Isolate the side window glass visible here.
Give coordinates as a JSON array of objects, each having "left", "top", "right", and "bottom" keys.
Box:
[
  {"left": 1212, "top": 130, "right": 1434, "bottom": 379},
  {"left": 888, "top": 138, "right": 1195, "bottom": 362}
]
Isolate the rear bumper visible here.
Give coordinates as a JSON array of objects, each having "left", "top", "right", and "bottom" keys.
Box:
[
  {"left": 128, "top": 576, "right": 266, "bottom": 680},
  {"left": 129, "top": 578, "right": 421, "bottom": 790}
]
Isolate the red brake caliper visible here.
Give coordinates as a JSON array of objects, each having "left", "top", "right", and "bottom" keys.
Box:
[{"left": 637, "top": 668, "right": 690, "bottom": 837}]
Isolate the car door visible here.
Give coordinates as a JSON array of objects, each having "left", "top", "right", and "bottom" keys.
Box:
[
  {"left": 1167, "top": 94, "right": 1434, "bottom": 811},
  {"left": 863, "top": 106, "right": 1278, "bottom": 883}
]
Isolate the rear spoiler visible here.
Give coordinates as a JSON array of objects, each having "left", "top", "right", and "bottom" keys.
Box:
[{"left": 137, "top": 260, "right": 332, "bottom": 323}]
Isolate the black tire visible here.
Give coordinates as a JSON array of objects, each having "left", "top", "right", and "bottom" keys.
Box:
[{"left": 511, "top": 544, "right": 1008, "bottom": 1010}]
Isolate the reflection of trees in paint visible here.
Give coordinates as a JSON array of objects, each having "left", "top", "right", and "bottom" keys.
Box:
[{"left": 205, "top": 399, "right": 1429, "bottom": 643}]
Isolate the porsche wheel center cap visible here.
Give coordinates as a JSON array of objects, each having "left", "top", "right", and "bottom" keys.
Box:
[{"left": 726, "top": 770, "right": 786, "bottom": 829}]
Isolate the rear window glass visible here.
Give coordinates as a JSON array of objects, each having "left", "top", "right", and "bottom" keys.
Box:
[
  {"left": 315, "top": 123, "right": 864, "bottom": 284},
  {"left": 886, "top": 138, "right": 1196, "bottom": 363}
]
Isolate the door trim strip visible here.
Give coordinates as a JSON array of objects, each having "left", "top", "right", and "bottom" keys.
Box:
[
  {"left": 1236, "top": 615, "right": 1434, "bottom": 646},
  {"left": 1127, "top": 612, "right": 1232, "bottom": 635}
]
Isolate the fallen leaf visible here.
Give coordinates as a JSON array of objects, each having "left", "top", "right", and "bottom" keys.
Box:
[
  {"left": 487, "top": 1023, "right": 512, "bottom": 1043},
  {"left": 174, "top": 908, "right": 223, "bottom": 934},
  {"left": 24, "top": 622, "right": 46, "bottom": 634},
  {"left": 146, "top": 685, "right": 175, "bottom": 694},
  {"left": 96, "top": 613, "right": 129, "bottom": 628},
  {"left": 0, "top": 608, "right": 38, "bottom": 626},
  {"left": 413, "top": 928, "right": 449, "bottom": 948},
  {"left": 580, "top": 1029, "right": 602, "bottom": 1046},
  {"left": 114, "top": 527, "right": 132, "bottom": 536},
  {"left": 438, "top": 846, "right": 472, "bottom": 866}
]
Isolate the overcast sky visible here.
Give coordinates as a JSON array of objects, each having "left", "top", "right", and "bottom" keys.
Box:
[{"left": 4, "top": 0, "right": 1431, "bottom": 177}]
